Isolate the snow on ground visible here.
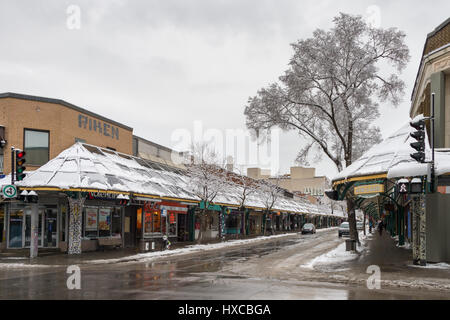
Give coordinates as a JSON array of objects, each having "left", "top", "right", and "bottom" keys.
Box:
[
  {"left": 301, "top": 230, "right": 371, "bottom": 270},
  {"left": 397, "top": 242, "right": 412, "bottom": 250},
  {"left": 85, "top": 228, "right": 337, "bottom": 265},
  {"left": 408, "top": 262, "right": 450, "bottom": 270},
  {"left": 0, "top": 263, "right": 58, "bottom": 269},
  {"left": 0, "top": 228, "right": 338, "bottom": 268}
]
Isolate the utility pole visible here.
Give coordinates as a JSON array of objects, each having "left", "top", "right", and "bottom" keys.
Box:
[{"left": 430, "top": 93, "right": 435, "bottom": 193}]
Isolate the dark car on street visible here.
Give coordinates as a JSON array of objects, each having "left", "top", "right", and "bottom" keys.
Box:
[
  {"left": 301, "top": 223, "right": 316, "bottom": 234},
  {"left": 338, "top": 222, "right": 350, "bottom": 238}
]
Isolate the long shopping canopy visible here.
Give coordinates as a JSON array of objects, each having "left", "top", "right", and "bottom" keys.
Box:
[{"left": 16, "top": 142, "right": 345, "bottom": 217}]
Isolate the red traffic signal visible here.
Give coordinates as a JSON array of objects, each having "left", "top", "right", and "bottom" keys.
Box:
[{"left": 16, "top": 150, "right": 26, "bottom": 158}]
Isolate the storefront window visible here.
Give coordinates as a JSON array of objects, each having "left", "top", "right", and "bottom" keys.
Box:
[
  {"left": 168, "top": 212, "right": 177, "bottom": 236},
  {"left": 137, "top": 208, "right": 142, "bottom": 233},
  {"left": 143, "top": 203, "right": 180, "bottom": 237},
  {"left": 144, "top": 205, "right": 154, "bottom": 234},
  {"left": 111, "top": 208, "right": 122, "bottom": 237},
  {"left": 226, "top": 214, "right": 239, "bottom": 229},
  {"left": 83, "top": 207, "right": 121, "bottom": 238},
  {"left": 84, "top": 207, "right": 98, "bottom": 238},
  {"left": 161, "top": 214, "right": 166, "bottom": 234},
  {"left": 98, "top": 208, "right": 111, "bottom": 237},
  {"left": 153, "top": 211, "right": 161, "bottom": 233},
  {"left": 9, "top": 207, "right": 24, "bottom": 248},
  {"left": 24, "top": 129, "right": 49, "bottom": 166}
]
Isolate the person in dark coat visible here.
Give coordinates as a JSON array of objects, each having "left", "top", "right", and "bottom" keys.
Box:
[{"left": 378, "top": 220, "right": 383, "bottom": 236}]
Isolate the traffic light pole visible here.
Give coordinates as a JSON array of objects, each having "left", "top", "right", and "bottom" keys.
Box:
[
  {"left": 11, "top": 146, "right": 15, "bottom": 185},
  {"left": 431, "top": 93, "right": 435, "bottom": 193}
]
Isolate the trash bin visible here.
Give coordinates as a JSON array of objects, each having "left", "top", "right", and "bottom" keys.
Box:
[{"left": 345, "top": 239, "right": 356, "bottom": 251}]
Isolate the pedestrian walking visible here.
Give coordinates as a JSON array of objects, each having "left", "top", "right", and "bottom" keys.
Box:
[
  {"left": 163, "top": 235, "right": 171, "bottom": 250},
  {"left": 378, "top": 221, "right": 383, "bottom": 236}
]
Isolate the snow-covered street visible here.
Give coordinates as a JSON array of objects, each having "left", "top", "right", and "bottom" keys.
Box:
[{"left": 1, "top": 228, "right": 449, "bottom": 299}]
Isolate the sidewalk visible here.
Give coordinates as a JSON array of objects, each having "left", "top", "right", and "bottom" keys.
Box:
[{"left": 310, "top": 229, "right": 450, "bottom": 292}]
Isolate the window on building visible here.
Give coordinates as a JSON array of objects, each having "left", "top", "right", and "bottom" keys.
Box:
[
  {"left": 75, "top": 138, "right": 86, "bottom": 143},
  {"left": 98, "top": 208, "right": 112, "bottom": 237},
  {"left": 111, "top": 208, "right": 122, "bottom": 237},
  {"left": 24, "top": 129, "right": 49, "bottom": 166},
  {"left": 83, "top": 207, "right": 119, "bottom": 238}
]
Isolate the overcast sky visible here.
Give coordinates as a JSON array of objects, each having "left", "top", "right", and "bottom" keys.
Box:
[{"left": 1, "top": 1, "right": 449, "bottom": 178}]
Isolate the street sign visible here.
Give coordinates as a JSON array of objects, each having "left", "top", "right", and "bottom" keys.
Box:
[
  {"left": 2, "top": 184, "right": 17, "bottom": 198},
  {"left": 397, "top": 179, "right": 409, "bottom": 194},
  {"left": 354, "top": 184, "right": 384, "bottom": 195}
]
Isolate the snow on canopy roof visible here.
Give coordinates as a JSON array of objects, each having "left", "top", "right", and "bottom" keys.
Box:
[
  {"left": 17, "top": 143, "right": 197, "bottom": 200},
  {"left": 17, "top": 142, "right": 345, "bottom": 217},
  {"left": 332, "top": 118, "right": 433, "bottom": 182}
]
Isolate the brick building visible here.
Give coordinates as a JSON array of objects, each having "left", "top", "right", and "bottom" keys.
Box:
[{"left": 0, "top": 92, "right": 134, "bottom": 175}]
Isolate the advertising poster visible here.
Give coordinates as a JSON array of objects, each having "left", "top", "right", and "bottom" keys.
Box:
[
  {"left": 98, "top": 208, "right": 111, "bottom": 231},
  {"left": 85, "top": 208, "right": 98, "bottom": 231}
]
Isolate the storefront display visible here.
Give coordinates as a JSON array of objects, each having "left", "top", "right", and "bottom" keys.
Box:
[
  {"left": 141, "top": 201, "right": 186, "bottom": 238},
  {"left": 83, "top": 206, "right": 122, "bottom": 239},
  {"left": 98, "top": 208, "right": 111, "bottom": 237},
  {"left": 84, "top": 207, "right": 98, "bottom": 237}
]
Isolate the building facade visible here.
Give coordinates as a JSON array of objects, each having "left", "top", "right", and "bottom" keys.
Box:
[
  {"left": 0, "top": 92, "right": 133, "bottom": 174},
  {"left": 132, "top": 135, "right": 185, "bottom": 169},
  {"left": 410, "top": 18, "right": 450, "bottom": 263},
  {"left": 247, "top": 166, "right": 329, "bottom": 197}
]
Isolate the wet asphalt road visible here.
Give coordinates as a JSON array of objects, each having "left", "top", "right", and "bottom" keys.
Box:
[{"left": 0, "top": 229, "right": 448, "bottom": 300}]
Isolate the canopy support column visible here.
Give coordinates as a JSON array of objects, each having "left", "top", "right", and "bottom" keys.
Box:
[
  {"left": 68, "top": 193, "right": 85, "bottom": 255},
  {"left": 412, "top": 195, "right": 426, "bottom": 266},
  {"left": 30, "top": 203, "right": 39, "bottom": 259}
]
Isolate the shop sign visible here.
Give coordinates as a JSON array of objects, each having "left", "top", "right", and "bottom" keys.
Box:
[
  {"left": 354, "top": 184, "right": 384, "bottom": 195},
  {"left": 88, "top": 192, "right": 117, "bottom": 200}
]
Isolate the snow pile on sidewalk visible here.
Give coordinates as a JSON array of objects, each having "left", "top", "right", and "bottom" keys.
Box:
[
  {"left": 409, "top": 262, "right": 450, "bottom": 270},
  {"left": 301, "top": 242, "right": 359, "bottom": 269},
  {"left": 0, "top": 263, "right": 58, "bottom": 269},
  {"left": 397, "top": 242, "right": 412, "bottom": 250},
  {"left": 302, "top": 230, "right": 371, "bottom": 270}
]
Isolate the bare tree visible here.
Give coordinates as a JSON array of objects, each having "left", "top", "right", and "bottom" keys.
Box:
[
  {"left": 186, "top": 142, "right": 227, "bottom": 244},
  {"left": 228, "top": 166, "right": 261, "bottom": 237},
  {"left": 244, "top": 13, "right": 409, "bottom": 244},
  {"left": 258, "top": 177, "right": 282, "bottom": 236}
]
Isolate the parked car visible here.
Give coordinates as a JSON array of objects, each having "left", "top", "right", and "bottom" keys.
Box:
[
  {"left": 301, "top": 223, "right": 316, "bottom": 234},
  {"left": 338, "top": 222, "right": 350, "bottom": 237},
  {"left": 357, "top": 221, "right": 364, "bottom": 231}
]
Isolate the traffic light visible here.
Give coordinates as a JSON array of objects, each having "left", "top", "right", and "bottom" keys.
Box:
[
  {"left": 15, "top": 150, "right": 26, "bottom": 181},
  {"left": 410, "top": 118, "right": 426, "bottom": 163},
  {"left": 325, "top": 190, "right": 338, "bottom": 201}
]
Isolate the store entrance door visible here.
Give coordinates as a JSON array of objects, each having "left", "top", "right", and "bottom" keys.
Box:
[
  {"left": 24, "top": 209, "right": 42, "bottom": 248},
  {"left": 43, "top": 208, "right": 57, "bottom": 247},
  {"left": 24, "top": 206, "right": 58, "bottom": 248}
]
